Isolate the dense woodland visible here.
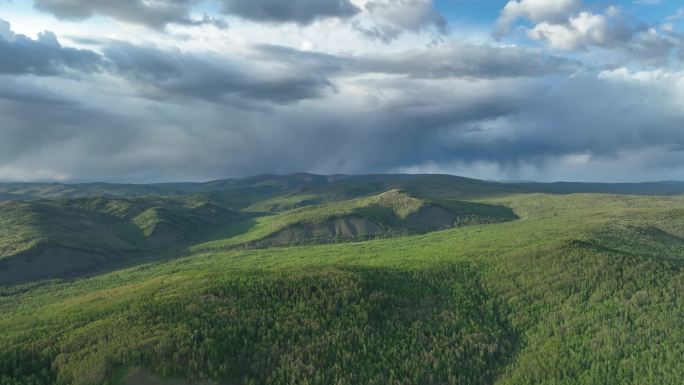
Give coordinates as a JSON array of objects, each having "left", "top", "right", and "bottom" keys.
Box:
[{"left": 0, "top": 176, "right": 683, "bottom": 385}]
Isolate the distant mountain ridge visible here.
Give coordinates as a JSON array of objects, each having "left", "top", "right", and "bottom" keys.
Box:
[
  {"left": 1, "top": 173, "right": 683, "bottom": 202},
  {"left": 514, "top": 181, "right": 684, "bottom": 196},
  {"left": 0, "top": 173, "right": 520, "bottom": 202}
]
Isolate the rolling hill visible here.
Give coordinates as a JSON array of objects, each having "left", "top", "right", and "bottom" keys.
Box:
[
  {"left": 2, "top": 174, "right": 684, "bottom": 206},
  {"left": 0, "top": 174, "right": 524, "bottom": 207},
  {"left": 194, "top": 189, "right": 517, "bottom": 250},
  {"left": 0, "top": 184, "right": 516, "bottom": 283},
  {"left": 0, "top": 174, "right": 683, "bottom": 385},
  {"left": 0, "top": 196, "right": 241, "bottom": 283}
]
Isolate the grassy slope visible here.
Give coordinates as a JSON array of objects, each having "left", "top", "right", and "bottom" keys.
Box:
[
  {"left": 0, "top": 194, "right": 683, "bottom": 384},
  {"left": 193, "top": 190, "right": 516, "bottom": 250}
]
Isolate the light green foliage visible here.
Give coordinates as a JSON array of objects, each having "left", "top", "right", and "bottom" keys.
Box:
[
  {"left": 0, "top": 190, "right": 683, "bottom": 385},
  {"left": 193, "top": 190, "right": 515, "bottom": 250},
  {"left": 370, "top": 189, "right": 426, "bottom": 219}
]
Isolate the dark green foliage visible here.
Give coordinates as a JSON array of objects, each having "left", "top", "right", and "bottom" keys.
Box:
[
  {"left": 0, "top": 348, "right": 56, "bottom": 385},
  {"left": 0, "top": 196, "right": 241, "bottom": 283},
  {"left": 1, "top": 175, "right": 682, "bottom": 208},
  {"left": 0, "top": 267, "right": 515, "bottom": 385},
  {"left": 0, "top": 184, "right": 683, "bottom": 385},
  {"left": 489, "top": 241, "right": 684, "bottom": 385},
  {"left": 0, "top": 174, "right": 523, "bottom": 204}
]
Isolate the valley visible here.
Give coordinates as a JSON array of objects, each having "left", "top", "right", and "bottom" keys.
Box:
[{"left": 0, "top": 174, "right": 683, "bottom": 384}]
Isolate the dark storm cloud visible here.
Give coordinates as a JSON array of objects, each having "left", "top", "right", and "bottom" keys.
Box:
[
  {"left": 29, "top": 0, "right": 440, "bottom": 38},
  {"left": 0, "top": 20, "right": 102, "bottom": 75},
  {"left": 2, "top": 15, "right": 684, "bottom": 182},
  {"left": 0, "top": 18, "right": 333, "bottom": 105},
  {"left": 101, "top": 42, "right": 335, "bottom": 103},
  {"left": 3, "top": 65, "right": 684, "bottom": 182},
  {"left": 32, "top": 0, "right": 359, "bottom": 28},
  {"left": 269, "top": 74, "right": 684, "bottom": 177},
  {"left": 219, "top": 0, "right": 360, "bottom": 25},
  {"left": 97, "top": 41, "right": 576, "bottom": 106},
  {"left": 32, "top": 0, "right": 224, "bottom": 29},
  {"left": 407, "top": 75, "right": 684, "bottom": 169},
  {"left": 0, "top": 76, "right": 145, "bottom": 168}
]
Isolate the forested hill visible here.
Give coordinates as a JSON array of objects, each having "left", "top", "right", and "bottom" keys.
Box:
[
  {"left": 1, "top": 173, "right": 683, "bottom": 203},
  {"left": 0, "top": 176, "right": 519, "bottom": 284},
  {"left": 0, "top": 192, "right": 683, "bottom": 385}
]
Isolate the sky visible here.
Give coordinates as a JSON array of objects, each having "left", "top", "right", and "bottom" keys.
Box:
[{"left": 0, "top": 0, "right": 683, "bottom": 183}]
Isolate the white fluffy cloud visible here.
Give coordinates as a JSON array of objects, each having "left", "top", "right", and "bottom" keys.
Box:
[
  {"left": 499, "top": 0, "right": 681, "bottom": 67},
  {"left": 352, "top": 0, "right": 446, "bottom": 42},
  {"left": 528, "top": 11, "right": 609, "bottom": 50},
  {"left": 498, "top": 0, "right": 580, "bottom": 32}
]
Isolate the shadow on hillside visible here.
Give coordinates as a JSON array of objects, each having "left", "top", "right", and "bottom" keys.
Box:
[
  {"left": 6, "top": 264, "right": 520, "bottom": 385},
  {"left": 0, "top": 199, "right": 519, "bottom": 285},
  {"left": 0, "top": 217, "right": 262, "bottom": 286}
]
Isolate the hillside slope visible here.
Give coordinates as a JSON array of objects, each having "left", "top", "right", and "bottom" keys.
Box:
[
  {"left": 0, "top": 194, "right": 683, "bottom": 385},
  {"left": 0, "top": 196, "right": 240, "bottom": 283},
  {"left": 0, "top": 187, "right": 517, "bottom": 283},
  {"left": 194, "top": 189, "right": 517, "bottom": 249}
]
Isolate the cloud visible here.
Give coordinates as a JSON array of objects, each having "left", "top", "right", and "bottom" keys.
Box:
[
  {"left": 219, "top": 0, "right": 360, "bottom": 25},
  {"left": 2, "top": 2, "right": 684, "bottom": 183},
  {"left": 353, "top": 44, "right": 580, "bottom": 78},
  {"left": 252, "top": 42, "right": 579, "bottom": 81},
  {"left": 33, "top": 0, "right": 224, "bottom": 29},
  {"left": 4, "top": 64, "right": 684, "bottom": 183},
  {"left": 668, "top": 8, "right": 684, "bottom": 21},
  {"left": 110, "top": 41, "right": 576, "bottom": 108},
  {"left": 33, "top": 0, "right": 362, "bottom": 28},
  {"left": 498, "top": 2, "right": 681, "bottom": 66},
  {"left": 527, "top": 11, "right": 615, "bottom": 50},
  {"left": 497, "top": 0, "right": 580, "bottom": 34},
  {"left": 0, "top": 19, "right": 102, "bottom": 75},
  {"left": 0, "top": 18, "right": 12, "bottom": 41},
  {"left": 0, "top": 20, "right": 333, "bottom": 104},
  {"left": 353, "top": 0, "right": 447, "bottom": 43},
  {"left": 101, "top": 42, "right": 335, "bottom": 104},
  {"left": 625, "top": 26, "right": 682, "bottom": 65},
  {"left": 30, "top": 0, "right": 443, "bottom": 44}
]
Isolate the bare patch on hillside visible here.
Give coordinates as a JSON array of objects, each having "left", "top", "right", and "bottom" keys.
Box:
[{"left": 265, "top": 216, "right": 383, "bottom": 246}]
